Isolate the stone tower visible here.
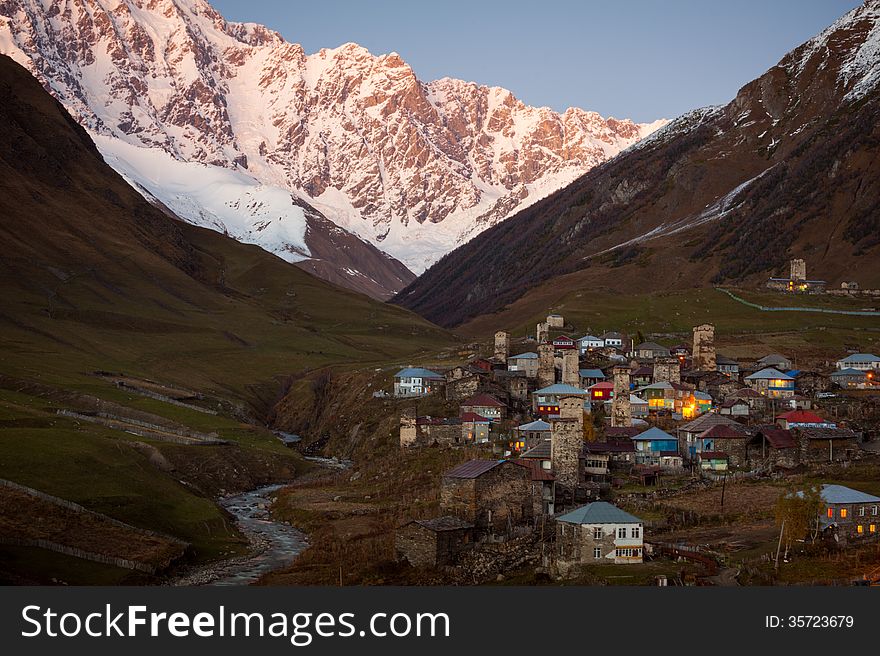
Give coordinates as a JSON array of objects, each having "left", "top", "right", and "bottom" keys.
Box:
[
  {"left": 494, "top": 330, "right": 510, "bottom": 362},
  {"left": 653, "top": 357, "right": 681, "bottom": 384},
  {"left": 538, "top": 343, "right": 555, "bottom": 388},
  {"left": 610, "top": 366, "right": 631, "bottom": 427},
  {"left": 562, "top": 349, "right": 580, "bottom": 387},
  {"left": 399, "top": 407, "right": 418, "bottom": 448},
  {"left": 551, "top": 395, "right": 584, "bottom": 491},
  {"left": 790, "top": 258, "right": 806, "bottom": 282},
  {"left": 536, "top": 321, "right": 549, "bottom": 344},
  {"left": 692, "top": 324, "right": 717, "bottom": 372}
]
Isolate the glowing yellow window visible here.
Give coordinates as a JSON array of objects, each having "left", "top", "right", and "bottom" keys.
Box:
[
  {"left": 840, "top": 508, "right": 848, "bottom": 519},
  {"left": 857, "top": 525, "right": 864, "bottom": 534},
  {"left": 871, "top": 525, "right": 877, "bottom": 533},
  {"left": 827, "top": 508, "right": 833, "bottom": 518}
]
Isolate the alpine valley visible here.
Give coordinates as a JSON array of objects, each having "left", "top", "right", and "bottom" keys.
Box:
[{"left": 0, "top": 0, "right": 665, "bottom": 298}]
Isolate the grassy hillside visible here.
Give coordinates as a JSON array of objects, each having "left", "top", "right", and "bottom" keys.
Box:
[{"left": 0, "top": 54, "right": 456, "bottom": 584}]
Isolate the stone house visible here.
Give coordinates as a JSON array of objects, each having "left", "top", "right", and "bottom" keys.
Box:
[
  {"left": 547, "top": 314, "right": 565, "bottom": 329},
  {"left": 728, "top": 387, "right": 767, "bottom": 411},
  {"left": 719, "top": 398, "right": 750, "bottom": 418},
  {"left": 582, "top": 439, "right": 636, "bottom": 469},
  {"left": 494, "top": 370, "right": 529, "bottom": 403},
  {"left": 460, "top": 393, "right": 506, "bottom": 422},
  {"left": 579, "top": 368, "right": 606, "bottom": 388},
  {"left": 776, "top": 410, "right": 836, "bottom": 430},
  {"left": 632, "top": 366, "right": 654, "bottom": 387},
  {"left": 578, "top": 336, "right": 604, "bottom": 354},
  {"left": 757, "top": 354, "right": 793, "bottom": 371},
  {"left": 694, "top": 423, "right": 751, "bottom": 467},
  {"left": 440, "top": 460, "right": 532, "bottom": 534},
  {"left": 533, "top": 383, "right": 586, "bottom": 415},
  {"left": 677, "top": 413, "right": 743, "bottom": 460},
  {"left": 633, "top": 341, "right": 670, "bottom": 360},
  {"left": 400, "top": 408, "right": 462, "bottom": 447},
  {"left": 831, "top": 368, "right": 868, "bottom": 389},
  {"left": 797, "top": 427, "right": 862, "bottom": 463},
  {"left": 747, "top": 428, "right": 800, "bottom": 469},
  {"left": 631, "top": 427, "right": 681, "bottom": 469},
  {"left": 555, "top": 502, "right": 645, "bottom": 575},
  {"left": 445, "top": 373, "right": 483, "bottom": 401},
  {"left": 460, "top": 412, "right": 491, "bottom": 444},
  {"left": 716, "top": 355, "right": 739, "bottom": 377},
  {"left": 815, "top": 484, "right": 880, "bottom": 543},
  {"left": 520, "top": 439, "right": 552, "bottom": 472},
  {"left": 507, "top": 352, "right": 539, "bottom": 378},
  {"left": 513, "top": 459, "right": 556, "bottom": 517},
  {"left": 395, "top": 516, "right": 475, "bottom": 567},
  {"left": 513, "top": 419, "right": 551, "bottom": 452}
]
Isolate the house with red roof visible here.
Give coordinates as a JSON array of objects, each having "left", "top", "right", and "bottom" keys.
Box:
[
  {"left": 776, "top": 410, "right": 836, "bottom": 430},
  {"left": 588, "top": 381, "right": 614, "bottom": 402},
  {"left": 460, "top": 412, "right": 491, "bottom": 444}
]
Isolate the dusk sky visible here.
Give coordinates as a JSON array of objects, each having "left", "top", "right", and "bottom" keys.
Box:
[{"left": 210, "top": 0, "right": 862, "bottom": 122}]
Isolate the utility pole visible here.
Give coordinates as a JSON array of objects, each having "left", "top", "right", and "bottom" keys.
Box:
[
  {"left": 775, "top": 520, "right": 786, "bottom": 572},
  {"left": 720, "top": 470, "right": 728, "bottom": 509}
]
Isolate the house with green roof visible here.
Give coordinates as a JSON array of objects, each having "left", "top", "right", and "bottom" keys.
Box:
[{"left": 556, "top": 502, "right": 644, "bottom": 571}]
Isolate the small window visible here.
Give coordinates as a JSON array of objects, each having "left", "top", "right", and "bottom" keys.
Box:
[
  {"left": 841, "top": 508, "right": 848, "bottom": 519},
  {"left": 873, "top": 506, "right": 878, "bottom": 516},
  {"left": 632, "top": 526, "right": 641, "bottom": 539},
  {"left": 617, "top": 527, "right": 626, "bottom": 539},
  {"left": 827, "top": 508, "right": 834, "bottom": 518},
  {"left": 593, "top": 547, "right": 602, "bottom": 559},
  {"left": 857, "top": 525, "right": 863, "bottom": 534},
  {"left": 860, "top": 507, "right": 866, "bottom": 517},
  {"left": 870, "top": 525, "right": 876, "bottom": 533},
  {"left": 593, "top": 527, "right": 602, "bottom": 540}
]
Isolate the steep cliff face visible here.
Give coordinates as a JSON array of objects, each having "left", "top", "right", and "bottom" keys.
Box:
[
  {"left": 0, "top": 0, "right": 664, "bottom": 281},
  {"left": 395, "top": 1, "right": 880, "bottom": 327}
]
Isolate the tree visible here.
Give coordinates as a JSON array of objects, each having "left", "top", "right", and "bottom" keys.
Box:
[{"left": 775, "top": 484, "right": 823, "bottom": 559}]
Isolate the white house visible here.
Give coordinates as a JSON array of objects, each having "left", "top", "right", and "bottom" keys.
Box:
[
  {"left": 578, "top": 335, "right": 604, "bottom": 354},
  {"left": 836, "top": 353, "right": 880, "bottom": 371},
  {"left": 601, "top": 331, "right": 624, "bottom": 348},
  {"left": 393, "top": 367, "right": 445, "bottom": 398},
  {"left": 555, "top": 502, "right": 644, "bottom": 567}
]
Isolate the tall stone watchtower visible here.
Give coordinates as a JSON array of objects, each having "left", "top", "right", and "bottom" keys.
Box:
[
  {"left": 562, "top": 349, "right": 580, "bottom": 387},
  {"left": 610, "top": 366, "right": 631, "bottom": 427},
  {"left": 551, "top": 395, "right": 584, "bottom": 491},
  {"left": 536, "top": 322, "right": 549, "bottom": 344},
  {"left": 653, "top": 357, "right": 681, "bottom": 384},
  {"left": 494, "top": 330, "right": 510, "bottom": 362},
  {"left": 692, "top": 324, "right": 717, "bottom": 372},
  {"left": 538, "top": 343, "right": 555, "bottom": 388},
  {"left": 790, "top": 258, "right": 806, "bottom": 282}
]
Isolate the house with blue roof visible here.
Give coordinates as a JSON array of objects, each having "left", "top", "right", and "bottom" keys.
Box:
[
  {"left": 631, "top": 427, "right": 682, "bottom": 468},
  {"left": 744, "top": 367, "right": 795, "bottom": 399},
  {"left": 831, "top": 367, "right": 868, "bottom": 389},
  {"left": 532, "top": 383, "right": 586, "bottom": 416},
  {"left": 835, "top": 353, "right": 880, "bottom": 371},
  {"left": 394, "top": 367, "right": 445, "bottom": 398},
  {"left": 803, "top": 485, "right": 880, "bottom": 543},
  {"left": 578, "top": 368, "right": 605, "bottom": 387},
  {"left": 507, "top": 351, "right": 539, "bottom": 378},
  {"left": 556, "top": 502, "right": 644, "bottom": 568},
  {"left": 577, "top": 335, "right": 604, "bottom": 354}
]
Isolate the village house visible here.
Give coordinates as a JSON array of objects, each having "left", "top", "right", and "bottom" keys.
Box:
[
  {"left": 797, "top": 427, "right": 862, "bottom": 463},
  {"left": 520, "top": 439, "right": 552, "bottom": 472},
  {"left": 698, "top": 451, "right": 729, "bottom": 472},
  {"left": 395, "top": 517, "right": 474, "bottom": 568},
  {"left": 582, "top": 440, "right": 636, "bottom": 471},
  {"left": 744, "top": 367, "right": 796, "bottom": 399},
  {"left": 766, "top": 258, "right": 826, "bottom": 292},
  {"left": 552, "top": 334, "right": 577, "bottom": 351},
  {"left": 632, "top": 341, "right": 671, "bottom": 360},
  {"left": 694, "top": 423, "right": 750, "bottom": 467},
  {"left": 587, "top": 381, "right": 614, "bottom": 404},
  {"left": 814, "top": 484, "right": 880, "bottom": 544},
  {"left": 791, "top": 370, "right": 832, "bottom": 394},
  {"left": 719, "top": 398, "right": 751, "bottom": 418},
  {"left": 579, "top": 368, "right": 606, "bottom": 388},
  {"left": 601, "top": 331, "right": 625, "bottom": 349},
  {"left": 628, "top": 394, "right": 649, "bottom": 419},
  {"left": 831, "top": 368, "right": 868, "bottom": 389},
  {"left": 507, "top": 351, "right": 539, "bottom": 378},
  {"left": 513, "top": 419, "right": 551, "bottom": 452},
  {"left": 747, "top": 427, "right": 799, "bottom": 469},
  {"left": 460, "top": 393, "right": 506, "bottom": 422},
  {"left": 445, "top": 370, "right": 484, "bottom": 401},
  {"left": 639, "top": 381, "right": 675, "bottom": 412},
  {"left": 835, "top": 353, "right": 880, "bottom": 371},
  {"left": 460, "top": 412, "right": 491, "bottom": 444},
  {"left": 394, "top": 367, "right": 445, "bottom": 397},
  {"left": 716, "top": 355, "right": 739, "bottom": 377},
  {"left": 776, "top": 410, "right": 836, "bottom": 431},
  {"left": 440, "top": 460, "right": 533, "bottom": 534},
  {"left": 632, "top": 366, "right": 654, "bottom": 387},
  {"left": 400, "top": 409, "right": 463, "bottom": 448},
  {"left": 513, "top": 459, "right": 556, "bottom": 516},
  {"left": 494, "top": 370, "right": 529, "bottom": 403},
  {"left": 578, "top": 335, "right": 604, "bottom": 354},
  {"left": 555, "top": 502, "right": 645, "bottom": 574},
  {"left": 677, "top": 412, "right": 743, "bottom": 460},
  {"left": 757, "top": 354, "right": 793, "bottom": 371},
  {"left": 728, "top": 386, "right": 767, "bottom": 411},
  {"left": 533, "top": 383, "right": 586, "bottom": 416},
  {"left": 692, "top": 371, "right": 741, "bottom": 400},
  {"left": 547, "top": 314, "right": 565, "bottom": 329},
  {"left": 631, "top": 427, "right": 682, "bottom": 469}
]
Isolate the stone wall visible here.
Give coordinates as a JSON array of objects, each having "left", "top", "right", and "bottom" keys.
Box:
[
  {"left": 394, "top": 523, "right": 473, "bottom": 568},
  {"left": 562, "top": 350, "right": 579, "bottom": 387},
  {"left": 440, "top": 463, "right": 532, "bottom": 532},
  {"left": 611, "top": 366, "right": 631, "bottom": 427},
  {"left": 653, "top": 357, "right": 681, "bottom": 384},
  {"left": 538, "top": 343, "right": 555, "bottom": 388},
  {"left": 692, "top": 324, "right": 717, "bottom": 372}
]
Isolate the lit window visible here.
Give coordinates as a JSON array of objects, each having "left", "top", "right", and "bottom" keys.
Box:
[
  {"left": 871, "top": 525, "right": 876, "bottom": 533},
  {"left": 827, "top": 508, "right": 833, "bottom": 518},
  {"left": 840, "top": 508, "right": 848, "bottom": 519},
  {"left": 594, "top": 547, "right": 602, "bottom": 559},
  {"left": 857, "top": 525, "right": 864, "bottom": 534}
]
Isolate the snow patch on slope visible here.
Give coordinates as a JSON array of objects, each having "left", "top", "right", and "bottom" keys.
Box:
[{"left": 94, "top": 134, "right": 311, "bottom": 263}]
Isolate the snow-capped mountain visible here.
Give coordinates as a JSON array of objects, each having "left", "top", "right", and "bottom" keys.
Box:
[{"left": 0, "top": 0, "right": 665, "bottom": 287}]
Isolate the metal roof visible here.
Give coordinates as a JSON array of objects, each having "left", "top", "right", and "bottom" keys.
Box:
[
  {"left": 633, "top": 427, "right": 676, "bottom": 441},
  {"left": 534, "top": 383, "right": 586, "bottom": 395},
  {"left": 521, "top": 440, "right": 552, "bottom": 459},
  {"left": 698, "top": 424, "right": 748, "bottom": 439},
  {"left": 745, "top": 367, "right": 794, "bottom": 381},
  {"left": 679, "top": 412, "right": 741, "bottom": 433},
  {"left": 517, "top": 419, "right": 551, "bottom": 431},
  {"left": 443, "top": 459, "right": 505, "bottom": 479},
  {"left": 819, "top": 484, "right": 880, "bottom": 504},
  {"left": 395, "top": 367, "right": 444, "bottom": 379},
  {"left": 509, "top": 352, "right": 539, "bottom": 360},
  {"left": 837, "top": 353, "right": 880, "bottom": 363},
  {"left": 579, "top": 368, "right": 605, "bottom": 378},
  {"left": 556, "top": 501, "right": 643, "bottom": 525},
  {"left": 461, "top": 393, "right": 505, "bottom": 407},
  {"left": 831, "top": 368, "right": 866, "bottom": 377}
]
